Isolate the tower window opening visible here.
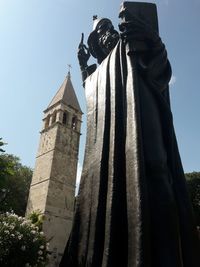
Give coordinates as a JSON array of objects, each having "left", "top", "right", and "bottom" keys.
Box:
[
  {"left": 63, "top": 112, "right": 68, "bottom": 125},
  {"left": 45, "top": 115, "right": 50, "bottom": 129},
  {"left": 52, "top": 110, "right": 57, "bottom": 124},
  {"left": 72, "top": 116, "right": 77, "bottom": 130}
]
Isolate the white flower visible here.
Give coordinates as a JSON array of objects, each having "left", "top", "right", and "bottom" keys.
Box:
[
  {"left": 9, "top": 213, "right": 18, "bottom": 218},
  {"left": 9, "top": 224, "right": 15, "bottom": 230},
  {"left": 33, "top": 238, "right": 37, "bottom": 242},
  {"left": 18, "top": 234, "right": 23, "bottom": 240},
  {"left": 31, "top": 230, "right": 36, "bottom": 234},
  {"left": 21, "top": 245, "right": 26, "bottom": 251},
  {"left": 21, "top": 221, "right": 27, "bottom": 226},
  {"left": 39, "top": 245, "right": 44, "bottom": 249},
  {"left": 4, "top": 230, "right": 9, "bottom": 234},
  {"left": 17, "top": 216, "right": 23, "bottom": 222},
  {"left": 38, "top": 250, "right": 43, "bottom": 255}
]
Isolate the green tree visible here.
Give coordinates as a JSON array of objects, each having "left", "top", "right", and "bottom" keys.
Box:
[
  {"left": 0, "top": 140, "right": 32, "bottom": 216},
  {"left": 185, "top": 172, "right": 200, "bottom": 226},
  {"left": 0, "top": 139, "right": 14, "bottom": 182},
  {"left": 0, "top": 138, "right": 5, "bottom": 152}
]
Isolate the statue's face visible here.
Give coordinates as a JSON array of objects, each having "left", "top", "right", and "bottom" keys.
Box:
[{"left": 96, "top": 20, "right": 119, "bottom": 57}]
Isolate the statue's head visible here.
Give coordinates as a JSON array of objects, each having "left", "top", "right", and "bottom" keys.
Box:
[{"left": 87, "top": 16, "right": 119, "bottom": 64}]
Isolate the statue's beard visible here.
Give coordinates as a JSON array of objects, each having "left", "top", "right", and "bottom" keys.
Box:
[{"left": 99, "top": 30, "right": 119, "bottom": 57}]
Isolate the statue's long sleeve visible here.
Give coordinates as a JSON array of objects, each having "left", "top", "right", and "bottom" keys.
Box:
[{"left": 138, "top": 40, "right": 172, "bottom": 92}]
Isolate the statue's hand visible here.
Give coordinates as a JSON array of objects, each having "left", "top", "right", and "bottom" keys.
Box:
[
  {"left": 78, "top": 33, "right": 90, "bottom": 68},
  {"left": 119, "top": 17, "right": 160, "bottom": 45}
]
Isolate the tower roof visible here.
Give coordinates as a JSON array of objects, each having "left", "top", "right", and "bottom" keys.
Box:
[{"left": 45, "top": 72, "right": 83, "bottom": 114}]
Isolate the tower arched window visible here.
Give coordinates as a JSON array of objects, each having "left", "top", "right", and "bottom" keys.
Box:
[
  {"left": 72, "top": 116, "right": 77, "bottom": 130},
  {"left": 63, "top": 111, "right": 68, "bottom": 125},
  {"left": 45, "top": 115, "right": 50, "bottom": 129},
  {"left": 52, "top": 110, "right": 57, "bottom": 124}
]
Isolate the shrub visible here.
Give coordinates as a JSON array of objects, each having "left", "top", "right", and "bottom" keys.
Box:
[
  {"left": 185, "top": 172, "right": 200, "bottom": 226},
  {"left": 0, "top": 212, "right": 48, "bottom": 267}
]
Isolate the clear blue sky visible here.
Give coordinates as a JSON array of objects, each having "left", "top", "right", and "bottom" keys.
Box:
[{"left": 0, "top": 0, "right": 199, "bottom": 175}]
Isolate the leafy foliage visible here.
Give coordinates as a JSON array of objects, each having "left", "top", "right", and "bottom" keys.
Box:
[
  {"left": 185, "top": 172, "right": 200, "bottom": 226},
  {"left": 0, "top": 139, "right": 32, "bottom": 216},
  {"left": 0, "top": 140, "right": 14, "bottom": 182},
  {"left": 0, "top": 138, "right": 5, "bottom": 153},
  {"left": 27, "top": 210, "right": 44, "bottom": 231},
  {"left": 0, "top": 211, "right": 48, "bottom": 267}
]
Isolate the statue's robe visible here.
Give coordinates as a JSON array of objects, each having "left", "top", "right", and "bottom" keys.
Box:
[{"left": 60, "top": 40, "right": 199, "bottom": 267}]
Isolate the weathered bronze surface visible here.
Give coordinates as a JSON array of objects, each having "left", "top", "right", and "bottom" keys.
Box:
[{"left": 60, "top": 2, "right": 200, "bottom": 266}]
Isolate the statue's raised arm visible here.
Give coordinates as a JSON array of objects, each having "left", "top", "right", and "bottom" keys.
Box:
[{"left": 78, "top": 33, "right": 90, "bottom": 68}]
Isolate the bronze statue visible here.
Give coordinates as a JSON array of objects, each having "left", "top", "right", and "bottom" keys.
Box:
[{"left": 60, "top": 2, "right": 200, "bottom": 266}]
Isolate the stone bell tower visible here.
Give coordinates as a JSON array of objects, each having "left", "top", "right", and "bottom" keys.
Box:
[{"left": 26, "top": 72, "right": 82, "bottom": 265}]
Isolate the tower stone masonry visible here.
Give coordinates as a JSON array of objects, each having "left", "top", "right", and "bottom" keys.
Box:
[{"left": 26, "top": 72, "right": 82, "bottom": 266}]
